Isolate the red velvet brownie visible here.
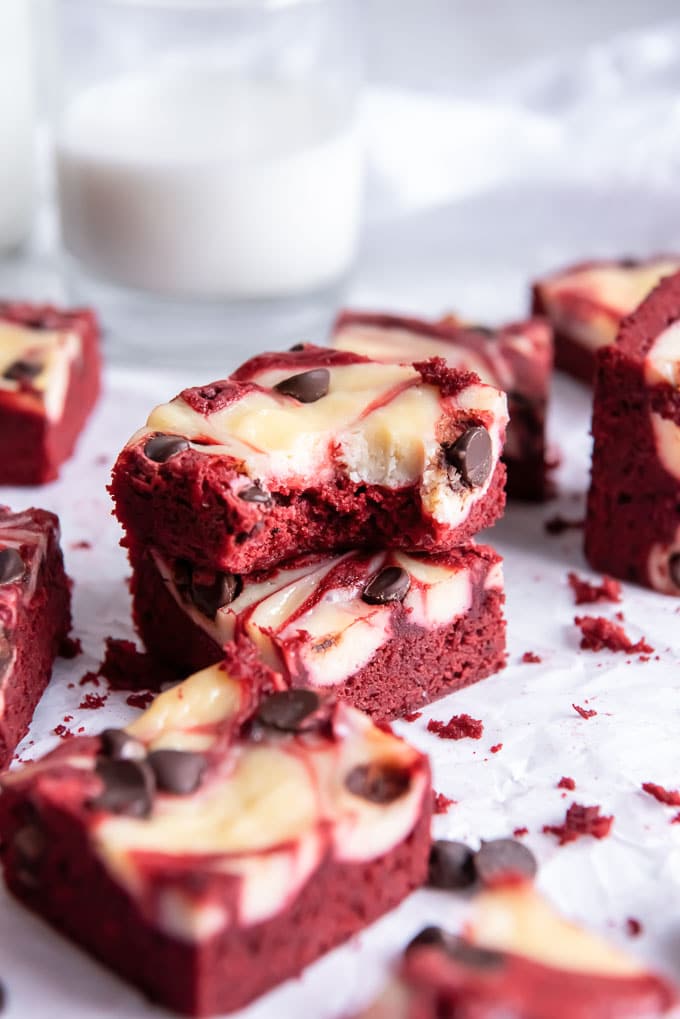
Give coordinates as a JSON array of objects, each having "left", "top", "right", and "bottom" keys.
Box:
[
  {"left": 0, "top": 302, "right": 101, "bottom": 484},
  {"left": 532, "top": 256, "right": 680, "bottom": 384},
  {"left": 332, "top": 310, "right": 553, "bottom": 501},
  {"left": 357, "top": 884, "right": 677, "bottom": 1018},
  {"left": 129, "top": 541, "right": 506, "bottom": 717},
  {"left": 0, "top": 505, "right": 72, "bottom": 767},
  {"left": 586, "top": 270, "right": 680, "bottom": 593},
  {"left": 110, "top": 346, "right": 508, "bottom": 573},
  {"left": 0, "top": 653, "right": 432, "bottom": 1016}
]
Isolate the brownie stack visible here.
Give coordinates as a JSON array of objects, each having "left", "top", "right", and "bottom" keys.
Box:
[{"left": 110, "top": 344, "right": 509, "bottom": 719}]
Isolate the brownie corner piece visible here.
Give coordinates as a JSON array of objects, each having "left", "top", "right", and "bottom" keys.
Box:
[
  {"left": 0, "top": 301, "right": 101, "bottom": 484},
  {"left": 586, "top": 268, "right": 680, "bottom": 593},
  {"left": 110, "top": 346, "right": 508, "bottom": 572},
  {"left": 0, "top": 504, "right": 72, "bottom": 767},
  {"left": 0, "top": 664, "right": 432, "bottom": 1015}
]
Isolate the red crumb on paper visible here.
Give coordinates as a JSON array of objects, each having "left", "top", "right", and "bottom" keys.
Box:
[
  {"left": 433, "top": 792, "right": 456, "bottom": 815},
  {"left": 558, "top": 776, "right": 576, "bottom": 790},
  {"left": 513, "top": 827, "right": 529, "bottom": 838},
  {"left": 99, "top": 637, "right": 176, "bottom": 691},
  {"left": 522, "top": 651, "right": 542, "bottom": 664},
  {"left": 543, "top": 803, "right": 614, "bottom": 845},
  {"left": 59, "top": 635, "right": 83, "bottom": 659},
  {"left": 53, "top": 724, "right": 73, "bottom": 739},
  {"left": 427, "top": 714, "right": 484, "bottom": 741},
  {"left": 79, "top": 671, "right": 101, "bottom": 687},
  {"left": 126, "top": 691, "right": 154, "bottom": 710},
  {"left": 403, "top": 711, "right": 422, "bottom": 722},
  {"left": 545, "top": 515, "right": 584, "bottom": 535},
  {"left": 70, "top": 540, "right": 92, "bottom": 550},
  {"left": 642, "top": 782, "right": 680, "bottom": 807},
  {"left": 672, "top": 813, "right": 680, "bottom": 825},
  {"left": 567, "top": 572, "right": 622, "bottom": 605},
  {"left": 626, "top": 918, "right": 643, "bottom": 937},
  {"left": 573, "top": 704, "right": 597, "bottom": 719},
  {"left": 79, "top": 692, "right": 107, "bottom": 710},
  {"left": 490, "top": 743, "right": 503, "bottom": 754},
  {"left": 574, "top": 615, "right": 653, "bottom": 654}
]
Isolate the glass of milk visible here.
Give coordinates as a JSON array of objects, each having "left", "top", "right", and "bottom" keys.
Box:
[
  {"left": 50, "top": 0, "right": 363, "bottom": 362},
  {"left": 0, "top": 0, "right": 36, "bottom": 252}
]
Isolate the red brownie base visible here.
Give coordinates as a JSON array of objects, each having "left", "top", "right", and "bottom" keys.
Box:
[
  {"left": 0, "top": 303, "right": 101, "bottom": 485},
  {"left": 129, "top": 543, "right": 507, "bottom": 719},
  {"left": 0, "top": 507, "right": 72, "bottom": 767},
  {"left": 0, "top": 755, "right": 431, "bottom": 1016},
  {"left": 585, "top": 271, "right": 680, "bottom": 592}
]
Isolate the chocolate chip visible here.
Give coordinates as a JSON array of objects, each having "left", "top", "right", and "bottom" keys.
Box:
[
  {"left": 274, "top": 368, "right": 330, "bottom": 403},
  {"left": 256, "top": 689, "right": 322, "bottom": 732},
  {"left": 428, "top": 840, "right": 476, "bottom": 890},
  {"left": 473, "top": 838, "right": 537, "bottom": 887},
  {"left": 345, "top": 762, "right": 411, "bottom": 804},
  {"left": 3, "top": 360, "right": 42, "bottom": 381},
  {"left": 468, "top": 325, "right": 495, "bottom": 338},
  {"left": 620, "top": 257, "right": 640, "bottom": 268},
  {"left": 14, "top": 824, "right": 46, "bottom": 864},
  {"left": 0, "top": 549, "right": 24, "bottom": 586},
  {"left": 144, "top": 434, "right": 190, "bottom": 463},
  {"left": 90, "top": 759, "right": 155, "bottom": 818},
  {"left": 669, "top": 553, "right": 680, "bottom": 588},
  {"left": 239, "top": 483, "right": 271, "bottom": 504},
  {"left": 99, "top": 728, "right": 146, "bottom": 762},
  {"left": 441, "top": 937, "right": 505, "bottom": 970},
  {"left": 288, "top": 343, "right": 306, "bottom": 352},
  {"left": 362, "top": 566, "right": 411, "bottom": 605},
  {"left": 443, "top": 426, "right": 492, "bottom": 489},
  {"left": 406, "top": 926, "right": 448, "bottom": 953},
  {"left": 190, "top": 571, "right": 242, "bottom": 619},
  {"left": 148, "top": 749, "right": 206, "bottom": 795}
]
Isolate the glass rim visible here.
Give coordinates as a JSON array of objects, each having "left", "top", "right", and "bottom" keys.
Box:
[{"left": 58, "top": 0, "right": 327, "bottom": 8}]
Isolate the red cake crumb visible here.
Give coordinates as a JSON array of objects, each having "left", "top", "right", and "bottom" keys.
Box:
[
  {"left": 543, "top": 803, "right": 614, "bottom": 845},
  {"left": 79, "top": 671, "right": 100, "bottom": 687},
  {"left": 53, "top": 724, "right": 73, "bottom": 739},
  {"left": 403, "top": 711, "right": 422, "bottom": 722},
  {"left": 427, "top": 714, "right": 484, "bottom": 741},
  {"left": 513, "top": 827, "right": 529, "bottom": 837},
  {"left": 521, "top": 651, "right": 542, "bottom": 664},
  {"left": 433, "top": 792, "right": 456, "bottom": 815},
  {"left": 672, "top": 813, "right": 680, "bottom": 825},
  {"left": 78, "top": 692, "right": 107, "bottom": 710},
  {"left": 490, "top": 743, "right": 503, "bottom": 753},
  {"left": 545, "top": 515, "right": 584, "bottom": 535},
  {"left": 558, "top": 776, "right": 576, "bottom": 790},
  {"left": 63, "top": 715, "right": 73, "bottom": 723},
  {"left": 573, "top": 704, "right": 597, "bottom": 719},
  {"left": 642, "top": 782, "right": 680, "bottom": 807},
  {"left": 100, "top": 637, "right": 177, "bottom": 691},
  {"left": 574, "top": 615, "right": 653, "bottom": 654},
  {"left": 567, "top": 572, "right": 622, "bottom": 605},
  {"left": 626, "top": 918, "right": 643, "bottom": 937},
  {"left": 126, "top": 691, "right": 154, "bottom": 710},
  {"left": 59, "top": 635, "right": 82, "bottom": 659}
]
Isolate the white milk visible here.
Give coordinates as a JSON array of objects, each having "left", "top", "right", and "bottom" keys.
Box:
[
  {"left": 0, "top": 0, "right": 35, "bottom": 251},
  {"left": 56, "top": 67, "right": 362, "bottom": 299}
]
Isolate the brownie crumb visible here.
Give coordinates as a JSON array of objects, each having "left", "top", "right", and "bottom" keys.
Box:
[
  {"left": 126, "top": 691, "right": 154, "bottom": 710},
  {"left": 543, "top": 802, "right": 613, "bottom": 845},
  {"left": 672, "top": 813, "right": 680, "bottom": 825},
  {"left": 521, "top": 651, "right": 542, "bottom": 664},
  {"left": 433, "top": 791, "right": 456, "bottom": 815},
  {"left": 513, "top": 827, "right": 529, "bottom": 838},
  {"left": 79, "top": 692, "right": 107, "bottom": 710},
  {"left": 427, "top": 714, "right": 484, "bottom": 741},
  {"left": 490, "top": 743, "right": 503, "bottom": 754},
  {"left": 626, "top": 918, "right": 643, "bottom": 937},
  {"left": 59, "top": 635, "right": 83, "bottom": 659},
  {"left": 403, "top": 711, "right": 422, "bottom": 722},
  {"left": 79, "top": 671, "right": 101, "bottom": 687},
  {"left": 99, "top": 637, "right": 176, "bottom": 691},
  {"left": 574, "top": 615, "right": 653, "bottom": 654},
  {"left": 545, "top": 515, "right": 584, "bottom": 535},
  {"left": 567, "top": 572, "right": 622, "bottom": 605},
  {"left": 53, "top": 724, "right": 73, "bottom": 739},
  {"left": 573, "top": 704, "right": 597, "bottom": 719},
  {"left": 642, "top": 782, "right": 680, "bottom": 807},
  {"left": 558, "top": 776, "right": 576, "bottom": 790}
]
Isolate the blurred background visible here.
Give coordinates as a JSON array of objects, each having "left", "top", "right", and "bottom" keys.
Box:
[{"left": 2, "top": 0, "right": 680, "bottom": 366}]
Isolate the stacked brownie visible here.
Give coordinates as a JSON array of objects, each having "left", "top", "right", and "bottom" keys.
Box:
[{"left": 110, "top": 344, "right": 509, "bottom": 718}]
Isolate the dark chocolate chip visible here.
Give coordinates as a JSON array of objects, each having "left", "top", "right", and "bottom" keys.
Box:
[
  {"left": 669, "top": 553, "right": 680, "bottom": 589},
  {"left": 148, "top": 749, "right": 206, "bottom": 795},
  {"left": 473, "top": 838, "right": 537, "bottom": 887},
  {"left": 190, "top": 571, "right": 242, "bottom": 619},
  {"left": 468, "top": 325, "right": 495, "bottom": 338},
  {"left": 620, "top": 257, "right": 640, "bottom": 268},
  {"left": 441, "top": 937, "right": 505, "bottom": 970},
  {"left": 443, "top": 426, "right": 493, "bottom": 489},
  {"left": 428, "top": 840, "right": 476, "bottom": 890},
  {"left": 345, "top": 762, "right": 411, "bottom": 804},
  {"left": 239, "top": 483, "right": 271, "bottom": 504},
  {"left": 144, "top": 434, "right": 190, "bottom": 463},
  {"left": 406, "top": 925, "right": 448, "bottom": 953},
  {"left": 90, "top": 758, "right": 155, "bottom": 818},
  {"left": 288, "top": 343, "right": 306, "bottom": 352},
  {"left": 274, "top": 368, "right": 330, "bottom": 403},
  {"left": 362, "top": 566, "right": 411, "bottom": 605},
  {"left": 3, "top": 359, "right": 42, "bottom": 381},
  {"left": 256, "top": 689, "right": 322, "bottom": 732},
  {"left": 0, "top": 549, "right": 24, "bottom": 586},
  {"left": 14, "top": 824, "right": 46, "bottom": 864},
  {"left": 99, "top": 728, "right": 146, "bottom": 762}
]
